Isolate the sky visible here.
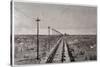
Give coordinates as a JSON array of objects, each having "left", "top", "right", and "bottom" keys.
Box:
[{"left": 14, "top": 2, "right": 97, "bottom": 35}]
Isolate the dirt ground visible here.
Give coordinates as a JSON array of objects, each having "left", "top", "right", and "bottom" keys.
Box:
[{"left": 14, "top": 35, "right": 97, "bottom": 65}]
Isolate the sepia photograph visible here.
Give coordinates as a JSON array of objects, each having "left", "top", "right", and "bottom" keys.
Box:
[{"left": 11, "top": 0, "right": 97, "bottom": 66}]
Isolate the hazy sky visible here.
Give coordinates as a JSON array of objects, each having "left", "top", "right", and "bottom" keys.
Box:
[{"left": 14, "top": 2, "right": 97, "bottom": 35}]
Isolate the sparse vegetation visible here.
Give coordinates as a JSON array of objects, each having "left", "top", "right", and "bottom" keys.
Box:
[{"left": 14, "top": 35, "right": 97, "bottom": 64}]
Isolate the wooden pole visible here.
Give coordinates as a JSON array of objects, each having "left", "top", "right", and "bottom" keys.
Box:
[
  {"left": 48, "top": 26, "right": 50, "bottom": 51},
  {"left": 36, "top": 17, "right": 40, "bottom": 60}
]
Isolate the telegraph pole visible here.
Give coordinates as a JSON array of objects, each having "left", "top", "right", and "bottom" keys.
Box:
[
  {"left": 48, "top": 26, "right": 50, "bottom": 51},
  {"left": 35, "top": 17, "right": 40, "bottom": 60}
]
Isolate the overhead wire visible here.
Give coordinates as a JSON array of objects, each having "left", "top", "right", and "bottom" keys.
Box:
[{"left": 14, "top": 7, "right": 34, "bottom": 22}]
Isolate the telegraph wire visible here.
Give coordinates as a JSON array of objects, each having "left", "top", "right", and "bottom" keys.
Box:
[{"left": 14, "top": 7, "right": 33, "bottom": 21}]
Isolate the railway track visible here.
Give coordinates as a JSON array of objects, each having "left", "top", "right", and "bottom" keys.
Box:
[
  {"left": 45, "top": 36, "right": 72, "bottom": 63},
  {"left": 45, "top": 37, "right": 62, "bottom": 63}
]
